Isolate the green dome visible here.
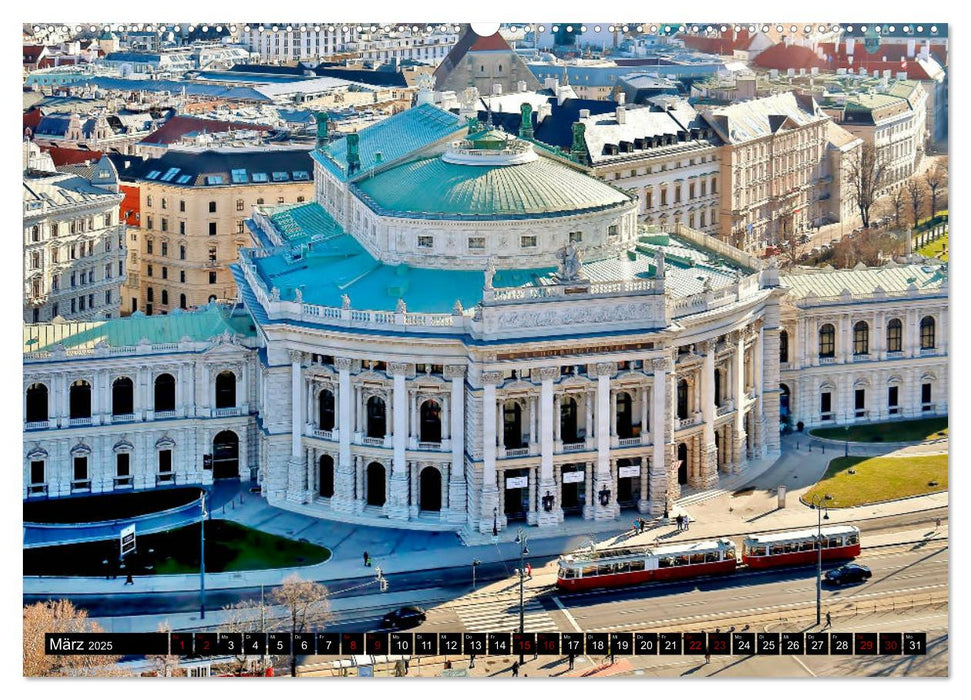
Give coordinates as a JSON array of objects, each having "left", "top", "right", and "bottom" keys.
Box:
[{"left": 355, "top": 154, "right": 632, "bottom": 219}]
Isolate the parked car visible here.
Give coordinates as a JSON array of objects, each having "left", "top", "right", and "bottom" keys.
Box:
[
  {"left": 824, "top": 563, "right": 872, "bottom": 586},
  {"left": 380, "top": 605, "right": 427, "bottom": 629}
]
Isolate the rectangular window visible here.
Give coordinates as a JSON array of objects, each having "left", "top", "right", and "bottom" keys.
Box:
[
  {"left": 161, "top": 242, "right": 168, "bottom": 257},
  {"left": 73, "top": 456, "right": 87, "bottom": 481},
  {"left": 179, "top": 221, "right": 186, "bottom": 235},
  {"left": 105, "top": 290, "right": 111, "bottom": 305},
  {"left": 209, "top": 201, "right": 217, "bottom": 213},
  {"left": 468, "top": 237, "right": 485, "bottom": 250},
  {"left": 921, "top": 383, "right": 932, "bottom": 408},
  {"left": 147, "top": 264, "right": 153, "bottom": 277},
  {"left": 689, "top": 182, "right": 695, "bottom": 200},
  {"left": 116, "top": 453, "right": 130, "bottom": 477},
  {"left": 569, "top": 231, "right": 583, "bottom": 243},
  {"left": 147, "top": 215, "right": 153, "bottom": 229},
  {"left": 855, "top": 389, "right": 866, "bottom": 416},
  {"left": 674, "top": 185, "right": 681, "bottom": 203},
  {"left": 161, "top": 197, "right": 167, "bottom": 210},
  {"left": 162, "top": 267, "right": 168, "bottom": 280},
  {"left": 179, "top": 200, "right": 185, "bottom": 212},
  {"left": 161, "top": 218, "right": 168, "bottom": 232},
  {"left": 237, "top": 221, "right": 244, "bottom": 234},
  {"left": 645, "top": 190, "right": 652, "bottom": 209},
  {"left": 820, "top": 392, "right": 832, "bottom": 418},
  {"left": 30, "top": 460, "right": 44, "bottom": 484},
  {"left": 209, "top": 271, "right": 217, "bottom": 284},
  {"left": 417, "top": 235, "right": 433, "bottom": 248},
  {"left": 158, "top": 449, "right": 173, "bottom": 473},
  {"left": 209, "top": 223, "right": 217, "bottom": 236},
  {"left": 79, "top": 296, "right": 86, "bottom": 311},
  {"left": 71, "top": 299, "right": 76, "bottom": 313},
  {"left": 608, "top": 225, "right": 618, "bottom": 237},
  {"left": 180, "top": 270, "right": 186, "bottom": 283},
  {"left": 521, "top": 235, "right": 537, "bottom": 248},
  {"left": 660, "top": 188, "right": 667, "bottom": 206},
  {"left": 701, "top": 180, "right": 707, "bottom": 197},
  {"left": 888, "top": 386, "right": 899, "bottom": 414}
]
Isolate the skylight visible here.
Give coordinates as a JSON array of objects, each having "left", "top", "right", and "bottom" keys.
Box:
[
  {"left": 251, "top": 172, "right": 268, "bottom": 182},
  {"left": 176, "top": 174, "right": 192, "bottom": 184},
  {"left": 145, "top": 170, "right": 161, "bottom": 180},
  {"left": 231, "top": 168, "right": 249, "bottom": 184},
  {"left": 160, "top": 167, "right": 181, "bottom": 182},
  {"left": 272, "top": 171, "right": 290, "bottom": 182},
  {"left": 206, "top": 175, "right": 224, "bottom": 185}
]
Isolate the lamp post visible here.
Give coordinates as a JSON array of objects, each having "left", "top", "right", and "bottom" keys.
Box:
[
  {"left": 472, "top": 559, "right": 481, "bottom": 590},
  {"left": 809, "top": 494, "right": 830, "bottom": 626},
  {"left": 199, "top": 490, "right": 207, "bottom": 620},
  {"left": 844, "top": 425, "right": 849, "bottom": 457},
  {"left": 515, "top": 528, "right": 528, "bottom": 664},
  {"left": 492, "top": 507, "right": 498, "bottom": 541}
]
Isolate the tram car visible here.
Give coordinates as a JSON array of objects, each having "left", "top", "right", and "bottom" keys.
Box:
[
  {"left": 740, "top": 525, "right": 861, "bottom": 569},
  {"left": 555, "top": 538, "right": 737, "bottom": 592}
]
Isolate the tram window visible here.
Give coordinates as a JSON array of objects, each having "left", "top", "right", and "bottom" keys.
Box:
[
  {"left": 770, "top": 545, "right": 786, "bottom": 556},
  {"left": 560, "top": 568, "right": 576, "bottom": 579},
  {"left": 674, "top": 555, "right": 690, "bottom": 566},
  {"left": 690, "top": 553, "right": 706, "bottom": 565},
  {"left": 658, "top": 557, "right": 673, "bottom": 568},
  {"left": 751, "top": 546, "right": 765, "bottom": 556},
  {"left": 598, "top": 564, "right": 614, "bottom": 576},
  {"left": 828, "top": 537, "right": 842, "bottom": 548},
  {"left": 582, "top": 566, "right": 598, "bottom": 577},
  {"left": 846, "top": 535, "right": 859, "bottom": 545},
  {"left": 705, "top": 552, "right": 719, "bottom": 563},
  {"left": 800, "top": 541, "right": 814, "bottom": 552},
  {"left": 725, "top": 548, "right": 736, "bottom": 560},
  {"left": 630, "top": 560, "right": 646, "bottom": 572},
  {"left": 617, "top": 562, "right": 631, "bottom": 574}
]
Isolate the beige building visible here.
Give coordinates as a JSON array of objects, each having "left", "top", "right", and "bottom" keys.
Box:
[{"left": 117, "top": 146, "right": 314, "bottom": 314}]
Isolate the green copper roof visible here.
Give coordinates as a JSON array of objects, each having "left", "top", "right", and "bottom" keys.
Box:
[
  {"left": 781, "top": 263, "right": 947, "bottom": 299},
  {"left": 23, "top": 304, "right": 253, "bottom": 354},
  {"left": 267, "top": 202, "right": 344, "bottom": 245},
  {"left": 354, "top": 154, "right": 632, "bottom": 219},
  {"left": 311, "top": 104, "right": 466, "bottom": 182}
]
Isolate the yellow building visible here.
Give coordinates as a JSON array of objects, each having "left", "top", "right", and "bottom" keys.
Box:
[{"left": 118, "top": 147, "right": 315, "bottom": 314}]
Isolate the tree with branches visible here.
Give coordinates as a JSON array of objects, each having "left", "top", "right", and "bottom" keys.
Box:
[
  {"left": 270, "top": 575, "right": 333, "bottom": 677},
  {"left": 888, "top": 186, "right": 908, "bottom": 230},
  {"left": 846, "top": 142, "right": 887, "bottom": 230},
  {"left": 906, "top": 177, "right": 927, "bottom": 228},
  {"left": 923, "top": 160, "right": 947, "bottom": 219},
  {"left": 218, "top": 595, "right": 273, "bottom": 676},
  {"left": 23, "top": 600, "right": 123, "bottom": 677}
]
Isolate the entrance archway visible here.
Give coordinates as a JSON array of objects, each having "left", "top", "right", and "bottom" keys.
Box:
[
  {"left": 780, "top": 383, "right": 791, "bottom": 421},
  {"left": 419, "top": 467, "right": 442, "bottom": 512},
  {"left": 318, "top": 454, "right": 334, "bottom": 498},
  {"left": 503, "top": 468, "right": 529, "bottom": 521},
  {"left": 212, "top": 430, "right": 239, "bottom": 479},
  {"left": 677, "top": 442, "right": 688, "bottom": 486},
  {"left": 617, "top": 458, "right": 640, "bottom": 507},
  {"left": 560, "top": 464, "right": 585, "bottom": 515},
  {"left": 366, "top": 462, "right": 386, "bottom": 506}
]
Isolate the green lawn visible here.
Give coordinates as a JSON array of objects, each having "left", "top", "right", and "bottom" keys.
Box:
[
  {"left": 918, "top": 233, "right": 948, "bottom": 262},
  {"left": 801, "top": 454, "right": 948, "bottom": 508},
  {"left": 810, "top": 417, "right": 948, "bottom": 443},
  {"left": 23, "top": 520, "right": 331, "bottom": 576}
]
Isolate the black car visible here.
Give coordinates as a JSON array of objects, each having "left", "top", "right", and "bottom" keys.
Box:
[
  {"left": 380, "top": 605, "right": 426, "bottom": 629},
  {"left": 825, "top": 563, "right": 872, "bottom": 586}
]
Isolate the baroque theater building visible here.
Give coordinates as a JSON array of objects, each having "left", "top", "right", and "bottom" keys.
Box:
[{"left": 23, "top": 104, "right": 947, "bottom": 537}]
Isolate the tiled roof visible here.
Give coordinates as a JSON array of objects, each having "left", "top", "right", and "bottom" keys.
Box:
[
  {"left": 23, "top": 304, "right": 253, "bottom": 353},
  {"left": 116, "top": 147, "right": 314, "bottom": 187},
  {"left": 701, "top": 93, "right": 824, "bottom": 144},
  {"left": 580, "top": 106, "right": 708, "bottom": 164},
  {"left": 59, "top": 77, "right": 272, "bottom": 103},
  {"left": 140, "top": 115, "right": 273, "bottom": 145},
  {"left": 23, "top": 172, "right": 121, "bottom": 207},
  {"left": 312, "top": 103, "right": 465, "bottom": 181},
  {"left": 753, "top": 43, "right": 827, "bottom": 71},
  {"left": 781, "top": 263, "right": 947, "bottom": 300},
  {"left": 825, "top": 122, "right": 861, "bottom": 149},
  {"left": 354, "top": 151, "right": 631, "bottom": 218},
  {"left": 45, "top": 145, "right": 104, "bottom": 166}
]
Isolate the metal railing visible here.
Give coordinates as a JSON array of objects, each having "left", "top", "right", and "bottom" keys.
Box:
[
  {"left": 362, "top": 436, "right": 385, "bottom": 447},
  {"left": 213, "top": 406, "right": 241, "bottom": 417},
  {"left": 617, "top": 437, "right": 641, "bottom": 447},
  {"left": 313, "top": 428, "right": 334, "bottom": 440},
  {"left": 562, "top": 441, "right": 587, "bottom": 453}
]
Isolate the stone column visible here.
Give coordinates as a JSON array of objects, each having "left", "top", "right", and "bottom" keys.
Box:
[
  {"left": 527, "top": 465, "right": 538, "bottom": 525},
  {"left": 733, "top": 333, "right": 747, "bottom": 471},
  {"left": 538, "top": 367, "right": 561, "bottom": 526},
  {"left": 528, "top": 395, "right": 537, "bottom": 449},
  {"left": 479, "top": 371, "right": 502, "bottom": 533},
  {"left": 305, "top": 447, "right": 314, "bottom": 503},
  {"left": 610, "top": 391, "right": 618, "bottom": 438},
  {"left": 354, "top": 455, "right": 365, "bottom": 512},
  {"left": 409, "top": 462, "right": 419, "bottom": 518},
  {"left": 553, "top": 394, "right": 562, "bottom": 449},
  {"left": 583, "top": 460, "right": 594, "bottom": 520},
  {"left": 640, "top": 385, "right": 650, "bottom": 444},
  {"left": 409, "top": 392, "right": 419, "bottom": 448},
  {"left": 699, "top": 340, "right": 718, "bottom": 488},
  {"left": 386, "top": 362, "right": 410, "bottom": 519},
  {"left": 286, "top": 350, "right": 305, "bottom": 503},
  {"left": 753, "top": 323, "right": 765, "bottom": 455},
  {"left": 649, "top": 357, "right": 670, "bottom": 515},
  {"left": 761, "top": 298, "right": 783, "bottom": 456},
  {"left": 584, "top": 390, "right": 594, "bottom": 447},
  {"left": 594, "top": 362, "right": 619, "bottom": 519},
  {"left": 638, "top": 457, "right": 650, "bottom": 513},
  {"left": 445, "top": 365, "right": 467, "bottom": 523},
  {"left": 838, "top": 316, "right": 850, "bottom": 363},
  {"left": 332, "top": 357, "right": 355, "bottom": 513}
]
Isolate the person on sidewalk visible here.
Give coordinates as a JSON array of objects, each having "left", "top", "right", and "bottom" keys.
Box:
[
  {"left": 568, "top": 652, "right": 575, "bottom": 671},
  {"left": 469, "top": 653, "right": 475, "bottom": 669},
  {"left": 363, "top": 550, "right": 370, "bottom": 566},
  {"left": 676, "top": 514, "right": 684, "bottom": 531},
  {"left": 125, "top": 573, "right": 134, "bottom": 585},
  {"left": 639, "top": 518, "right": 646, "bottom": 534},
  {"left": 684, "top": 514, "right": 691, "bottom": 531},
  {"left": 511, "top": 661, "right": 519, "bottom": 677},
  {"left": 825, "top": 611, "right": 832, "bottom": 629},
  {"left": 526, "top": 563, "right": 532, "bottom": 580}
]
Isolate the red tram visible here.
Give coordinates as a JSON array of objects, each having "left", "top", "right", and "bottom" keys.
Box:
[
  {"left": 555, "top": 525, "right": 862, "bottom": 591},
  {"left": 740, "top": 525, "right": 861, "bottom": 569},
  {"left": 555, "top": 539, "right": 737, "bottom": 592}
]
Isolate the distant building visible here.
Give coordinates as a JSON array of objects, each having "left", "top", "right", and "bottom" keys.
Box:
[
  {"left": 433, "top": 27, "right": 542, "bottom": 95},
  {"left": 238, "top": 25, "right": 358, "bottom": 63}
]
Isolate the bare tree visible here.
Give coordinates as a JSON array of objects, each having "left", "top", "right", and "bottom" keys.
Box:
[
  {"left": 923, "top": 161, "right": 947, "bottom": 219},
  {"left": 218, "top": 596, "right": 272, "bottom": 676},
  {"left": 846, "top": 142, "right": 887, "bottom": 229},
  {"left": 906, "top": 178, "right": 927, "bottom": 228},
  {"left": 270, "top": 574, "right": 333, "bottom": 677},
  {"left": 888, "top": 186, "right": 907, "bottom": 230},
  {"left": 23, "top": 600, "right": 124, "bottom": 677},
  {"left": 147, "top": 621, "right": 182, "bottom": 677}
]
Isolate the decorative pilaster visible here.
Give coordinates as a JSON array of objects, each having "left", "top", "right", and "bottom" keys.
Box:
[
  {"left": 733, "top": 333, "right": 747, "bottom": 472},
  {"left": 332, "top": 357, "right": 355, "bottom": 513},
  {"left": 479, "top": 371, "right": 502, "bottom": 533},
  {"left": 538, "top": 367, "right": 561, "bottom": 526},
  {"left": 444, "top": 365, "right": 467, "bottom": 523},
  {"left": 649, "top": 356, "right": 672, "bottom": 515},
  {"left": 594, "top": 362, "right": 619, "bottom": 520},
  {"left": 699, "top": 340, "right": 718, "bottom": 488},
  {"left": 286, "top": 350, "right": 306, "bottom": 503},
  {"left": 386, "top": 362, "right": 411, "bottom": 519}
]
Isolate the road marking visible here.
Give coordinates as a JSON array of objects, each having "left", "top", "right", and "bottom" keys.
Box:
[
  {"left": 551, "top": 595, "right": 583, "bottom": 633},
  {"left": 793, "top": 656, "right": 817, "bottom": 677}
]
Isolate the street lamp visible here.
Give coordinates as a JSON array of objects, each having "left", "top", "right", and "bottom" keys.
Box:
[
  {"left": 809, "top": 494, "right": 831, "bottom": 626},
  {"left": 492, "top": 507, "right": 498, "bottom": 540},
  {"left": 472, "top": 559, "right": 481, "bottom": 590},
  {"left": 598, "top": 484, "right": 611, "bottom": 507},
  {"left": 199, "top": 490, "right": 207, "bottom": 620},
  {"left": 514, "top": 528, "right": 529, "bottom": 664},
  {"left": 844, "top": 424, "right": 849, "bottom": 457},
  {"left": 541, "top": 490, "right": 554, "bottom": 512}
]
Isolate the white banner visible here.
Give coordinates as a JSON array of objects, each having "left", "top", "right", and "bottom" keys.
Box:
[
  {"left": 120, "top": 524, "right": 136, "bottom": 558},
  {"left": 506, "top": 476, "right": 528, "bottom": 489},
  {"left": 618, "top": 465, "right": 641, "bottom": 479},
  {"left": 562, "top": 470, "right": 585, "bottom": 484}
]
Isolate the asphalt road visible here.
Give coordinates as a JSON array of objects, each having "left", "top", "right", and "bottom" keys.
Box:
[{"left": 24, "top": 507, "right": 946, "bottom": 622}]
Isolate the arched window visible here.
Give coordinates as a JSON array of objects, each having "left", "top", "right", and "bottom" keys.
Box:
[
  {"left": 318, "top": 389, "right": 335, "bottom": 431},
  {"left": 154, "top": 373, "right": 175, "bottom": 412},
  {"left": 677, "top": 379, "right": 689, "bottom": 420},
  {"left": 366, "top": 396, "right": 386, "bottom": 438},
  {"left": 112, "top": 377, "right": 134, "bottom": 416},
  {"left": 419, "top": 400, "right": 442, "bottom": 443},
  {"left": 180, "top": 294, "right": 187, "bottom": 309},
  {"left": 779, "top": 329, "right": 789, "bottom": 363},
  {"left": 215, "top": 371, "right": 236, "bottom": 409},
  {"left": 503, "top": 401, "right": 524, "bottom": 449},
  {"left": 25, "top": 383, "right": 48, "bottom": 422},
  {"left": 161, "top": 289, "right": 168, "bottom": 306},
  {"left": 69, "top": 379, "right": 91, "bottom": 419},
  {"left": 818, "top": 324, "right": 835, "bottom": 358},
  {"left": 887, "top": 318, "right": 903, "bottom": 352},
  {"left": 920, "top": 316, "right": 936, "bottom": 349},
  {"left": 853, "top": 321, "right": 869, "bottom": 355}
]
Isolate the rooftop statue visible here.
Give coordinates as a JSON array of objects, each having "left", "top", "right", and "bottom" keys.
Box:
[{"left": 556, "top": 241, "right": 585, "bottom": 283}]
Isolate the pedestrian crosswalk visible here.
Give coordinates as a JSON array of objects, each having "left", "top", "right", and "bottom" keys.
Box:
[{"left": 452, "top": 594, "right": 559, "bottom": 633}]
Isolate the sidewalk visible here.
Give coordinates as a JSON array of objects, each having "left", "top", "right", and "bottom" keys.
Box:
[{"left": 24, "top": 433, "right": 947, "bottom": 597}]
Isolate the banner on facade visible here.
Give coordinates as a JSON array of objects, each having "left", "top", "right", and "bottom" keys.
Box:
[
  {"left": 505, "top": 476, "right": 528, "bottom": 489},
  {"left": 120, "top": 524, "right": 136, "bottom": 559},
  {"left": 562, "top": 470, "right": 585, "bottom": 484},
  {"left": 618, "top": 465, "right": 641, "bottom": 479}
]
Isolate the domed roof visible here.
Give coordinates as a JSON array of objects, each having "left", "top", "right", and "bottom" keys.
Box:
[{"left": 355, "top": 151, "right": 631, "bottom": 219}]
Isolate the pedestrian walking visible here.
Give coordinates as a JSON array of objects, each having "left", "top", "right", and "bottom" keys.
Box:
[
  {"left": 568, "top": 652, "right": 575, "bottom": 670},
  {"left": 639, "top": 518, "right": 646, "bottom": 534},
  {"left": 526, "top": 563, "right": 532, "bottom": 579},
  {"left": 469, "top": 653, "right": 475, "bottom": 669},
  {"left": 125, "top": 573, "right": 134, "bottom": 585},
  {"left": 363, "top": 550, "right": 370, "bottom": 566},
  {"left": 825, "top": 611, "right": 832, "bottom": 629},
  {"left": 511, "top": 661, "right": 519, "bottom": 677},
  {"left": 676, "top": 514, "right": 684, "bottom": 531},
  {"left": 684, "top": 514, "right": 691, "bottom": 531},
  {"left": 704, "top": 633, "right": 711, "bottom": 664}
]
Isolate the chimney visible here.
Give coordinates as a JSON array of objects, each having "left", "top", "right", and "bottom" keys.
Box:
[
  {"left": 570, "top": 121, "right": 588, "bottom": 164},
  {"left": 897, "top": 71, "right": 907, "bottom": 80},
  {"left": 556, "top": 85, "right": 569, "bottom": 106},
  {"left": 545, "top": 77, "right": 559, "bottom": 91},
  {"left": 811, "top": 66, "right": 819, "bottom": 75},
  {"left": 846, "top": 38, "right": 855, "bottom": 55},
  {"left": 907, "top": 38, "right": 916, "bottom": 58},
  {"left": 346, "top": 131, "right": 360, "bottom": 174},
  {"left": 616, "top": 105, "right": 626, "bottom": 124},
  {"left": 920, "top": 41, "right": 930, "bottom": 60},
  {"left": 517, "top": 80, "right": 527, "bottom": 92},
  {"left": 519, "top": 102, "right": 534, "bottom": 139},
  {"left": 769, "top": 68, "right": 778, "bottom": 79},
  {"left": 617, "top": 92, "right": 626, "bottom": 105},
  {"left": 315, "top": 111, "right": 329, "bottom": 150},
  {"left": 787, "top": 68, "right": 795, "bottom": 77},
  {"left": 578, "top": 108, "right": 590, "bottom": 119},
  {"left": 884, "top": 69, "right": 892, "bottom": 79},
  {"left": 537, "top": 102, "right": 552, "bottom": 121},
  {"left": 799, "top": 68, "right": 806, "bottom": 76}
]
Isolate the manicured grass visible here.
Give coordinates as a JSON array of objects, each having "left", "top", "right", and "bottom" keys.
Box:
[
  {"left": 918, "top": 234, "right": 948, "bottom": 262},
  {"left": 810, "top": 417, "right": 948, "bottom": 443},
  {"left": 23, "top": 487, "right": 202, "bottom": 524},
  {"left": 23, "top": 520, "right": 331, "bottom": 576},
  {"left": 802, "top": 454, "right": 948, "bottom": 508}
]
